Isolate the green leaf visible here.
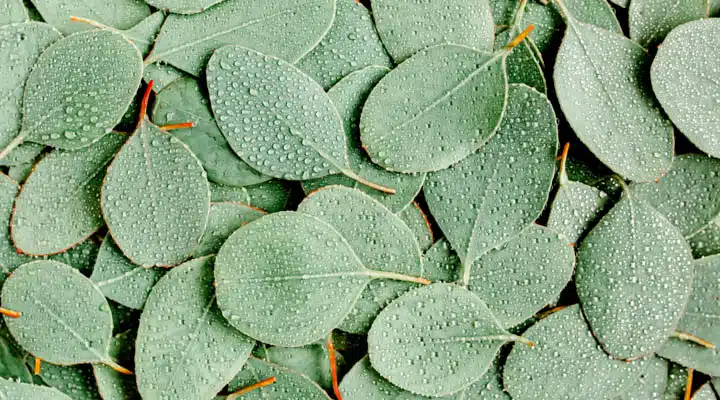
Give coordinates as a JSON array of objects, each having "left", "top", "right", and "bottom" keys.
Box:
[
  {"left": 504, "top": 305, "right": 647, "bottom": 400},
  {"left": 663, "top": 363, "right": 689, "bottom": 400},
  {"left": 43, "top": 237, "right": 100, "bottom": 277},
  {"left": 215, "top": 211, "right": 428, "bottom": 346},
  {"left": 1, "top": 260, "right": 120, "bottom": 368},
  {"left": 422, "top": 238, "right": 462, "bottom": 283},
  {"left": 145, "top": 0, "right": 335, "bottom": 76},
  {"left": 553, "top": 7, "right": 674, "bottom": 182},
  {"left": 469, "top": 225, "right": 575, "bottom": 328},
  {"left": 368, "top": 283, "right": 529, "bottom": 397},
  {"left": 298, "top": 186, "right": 424, "bottom": 335},
  {"left": 425, "top": 84, "right": 557, "bottom": 269},
  {"left": 120, "top": 11, "right": 165, "bottom": 57},
  {"left": 29, "top": 0, "right": 150, "bottom": 34},
  {"left": 37, "top": 363, "right": 102, "bottom": 400},
  {"left": 228, "top": 357, "right": 331, "bottom": 399},
  {"left": 262, "top": 344, "right": 344, "bottom": 391},
  {"left": 495, "top": 29, "right": 546, "bottom": 93},
  {"left": 90, "top": 236, "right": 166, "bottom": 310},
  {"left": 136, "top": 256, "right": 255, "bottom": 400},
  {"left": 92, "top": 331, "right": 140, "bottom": 400},
  {"left": 688, "top": 220, "right": 720, "bottom": 258},
  {"left": 575, "top": 187, "right": 694, "bottom": 359},
  {"left": 359, "top": 43, "right": 508, "bottom": 173},
  {"left": 16, "top": 30, "right": 143, "bottom": 151},
  {"left": 107, "top": 301, "right": 140, "bottom": 335},
  {"left": 151, "top": 77, "right": 269, "bottom": 187},
  {"left": 143, "top": 0, "right": 225, "bottom": 14},
  {"left": 0, "top": 0, "right": 28, "bottom": 26},
  {"left": 371, "top": 0, "right": 495, "bottom": 62},
  {"left": 629, "top": 0, "right": 707, "bottom": 47},
  {"left": 0, "top": 174, "right": 31, "bottom": 280},
  {"left": 548, "top": 180, "right": 611, "bottom": 245},
  {"left": 651, "top": 19, "right": 720, "bottom": 158},
  {"left": 0, "top": 334, "right": 32, "bottom": 383},
  {"left": 11, "top": 133, "right": 125, "bottom": 256},
  {"left": 0, "top": 377, "right": 72, "bottom": 399},
  {"left": 296, "top": 0, "right": 392, "bottom": 90},
  {"left": 210, "top": 180, "right": 296, "bottom": 213},
  {"left": 143, "top": 63, "right": 187, "bottom": 93},
  {"left": 7, "top": 160, "right": 36, "bottom": 185},
  {"left": 397, "top": 203, "right": 434, "bottom": 252},
  {"left": 613, "top": 356, "right": 668, "bottom": 400},
  {"left": 195, "top": 202, "right": 266, "bottom": 257},
  {"left": 302, "top": 66, "right": 426, "bottom": 213},
  {"left": 692, "top": 384, "right": 717, "bottom": 400},
  {"left": 209, "top": 182, "right": 250, "bottom": 204},
  {"left": 101, "top": 116, "right": 210, "bottom": 267},
  {"left": 657, "top": 254, "right": 720, "bottom": 376}
]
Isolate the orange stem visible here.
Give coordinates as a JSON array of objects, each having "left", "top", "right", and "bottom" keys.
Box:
[
  {"left": 684, "top": 368, "right": 693, "bottom": 400},
  {"left": 228, "top": 377, "right": 276, "bottom": 398},
  {"left": 159, "top": 122, "right": 195, "bottom": 131},
  {"left": 137, "top": 80, "right": 155, "bottom": 130},
  {"left": 505, "top": 25, "right": 535, "bottom": 50},
  {"left": 0, "top": 308, "right": 21, "bottom": 318},
  {"left": 34, "top": 357, "right": 41, "bottom": 375},
  {"left": 326, "top": 335, "right": 343, "bottom": 400}
]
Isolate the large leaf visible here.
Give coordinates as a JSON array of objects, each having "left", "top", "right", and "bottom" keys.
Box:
[
  {"left": 145, "top": 0, "right": 335, "bottom": 76},
  {"left": 651, "top": 18, "right": 720, "bottom": 158},
  {"left": 0, "top": 377, "right": 72, "bottom": 399},
  {"left": 371, "top": 0, "right": 495, "bottom": 62},
  {"left": 136, "top": 256, "right": 255, "bottom": 400},
  {"left": 629, "top": 0, "right": 708, "bottom": 47},
  {"left": 228, "top": 357, "right": 331, "bottom": 399},
  {"left": 195, "top": 202, "right": 266, "bottom": 257},
  {"left": 575, "top": 187, "right": 694, "bottom": 359},
  {"left": 553, "top": 5, "right": 674, "bottom": 181},
  {"left": 29, "top": 0, "right": 150, "bottom": 34},
  {"left": 11, "top": 133, "right": 125, "bottom": 256}
]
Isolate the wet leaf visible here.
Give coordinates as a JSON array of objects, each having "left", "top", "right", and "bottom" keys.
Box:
[
  {"left": 145, "top": 0, "right": 335, "bottom": 76},
  {"left": 663, "top": 363, "right": 689, "bottom": 400},
  {"left": 43, "top": 237, "right": 100, "bottom": 277},
  {"left": 37, "top": 363, "right": 102, "bottom": 400},
  {"left": 7, "top": 160, "right": 36, "bottom": 184},
  {"left": 397, "top": 202, "right": 434, "bottom": 252},
  {"left": 692, "top": 384, "right": 717, "bottom": 400},
  {"left": 651, "top": 19, "right": 720, "bottom": 158},
  {"left": 629, "top": 0, "right": 707, "bottom": 47},
  {"left": 152, "top": 77, "right": 269, "bottom": 187},
  {"left": 262, "top": 344, "right": 344, "bottom": 391},
  {"left": 244, "top": 180, "right": 296, "bottom": 213},
  {"left": 209, "top": 182, "right": 250, "bottom": 204},
  {"left": 371, "top": 0, "right": 495, "bottom": 62},
  {"left": 194, "top": 202, "right": 266, "bottom": 257},
  {"left": 11, "top": 133, "right": 125, "bottom": 256},
  {"left": 0, "top": 0, "right": 28, "bottom": 25},
  {"left": 422, "top": 238, "right": 462, "bottom": 283},
  {"left": 30, "top": 0, "right": 150, "bottom": 34},
  {"left": 143, "top": 0, "right": 225, "bottom": 14},
  {"left": 136, "top": 256, "right": 254, "bottom": 400},
  {"left": 616, "top": 356, "right": 668, "bottom": 400},
  {"left": 575, "top": 186, "right": 694, "bottom": 359},
  {"left": 228, "top": 357, "right": 331, "bottom": 399},
  {"left": 553, "top": 5, "right": 674, "bottom": 181},
  {"left": 120, "top": 11, "right": 165, "bottom": 57},
  {"left": 296, "top": 0, "right": 393, "bottom": 90},
  {"left": 92, "top": 331, "right": 140, "bottom": 400},
  {"left": 143, "top": 63, "right": 187, "bottom": 93},
  {"left": 0, "top": 377, "right": 72, "bottom": 399},
  {"left": 496, "top": 29, "right": 546, "bottom": 93},
  {"left": 688, "top": 218, "right": 720, "bottom": 259},
  {"left": 0, "top": 334, "right": 32, "bottom": 383},
  {"left": 425, "top": 84, "right": 557, "bottom": 268},
  {"left": 0, "top": 174, "right": 30, "bottom": 280}
]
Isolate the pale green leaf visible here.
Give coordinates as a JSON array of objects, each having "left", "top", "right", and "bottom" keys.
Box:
[
  {"left": 663, "top": 363, "right": 689, "bottom": 400},
  {"left": 0, "top": 0, "right": 28, "bottom": 26},
  {"left": 614, "top": 357, "right": 668, "bottom": 400},
  {"left": 0, "top": 174, "right": 30, "bottom": 279},
  {"left": 37, "top": 363, "right": 101, "bottom": 400},
  {"left": 262, "top": 344, "right": 343, "bottom": 391},
  {"left": 629, "top": 0, "right": 707, "bottom": 47},
  {"left": 92, "top": 331, "right": 140, "bottom": 400},
  {"left": 228, "top": 357, "right": 331, "bottom": 399},
  {"left": 422, "top": 238, "right": 462, "bottom": 283},
  {"left": 397, "top": 203, "right": 434, "bottom": 252},
  {"left": 0, "top": 334, "right": 32, "bottom": 383},
  {"left": 143, "top": 0, "right": 226, "bottom": 14},
  {"left": 547, "top": 179, "right": 611, "bottom": 245},
  {"left": 495, "top": 29, "right": 546, "bottom": 93},
  {"left": 0, "top": 377, "right": 71, "bottom": 399},
  {"left": 195, "top": 202, "right": 266, "bottom": 257},
  {"left": 120, "top": 11, "right": 165, "bottom": 57},
  {"left": 143, "top": 63, "right": 186, "bottom": 93},
  {"left": 29, "top": 0, "right": 150, "bottom": 34}
]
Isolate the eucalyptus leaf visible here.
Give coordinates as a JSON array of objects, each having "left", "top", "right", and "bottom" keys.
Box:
[
  {"left": 371, "top": 0, "right": 495, "bottom": 62},
  {"left": 688, "top": 220, "right": 720, "bottom": 258},
  {"left": 424, "top": 84, "right": 557, "bottom": 268},
  {"left": 29, "top": 0, "right": 150, "bottom": 34},
  {"left": 0, "top": 377, "right": 72, "bottom": 399},
  {"left": 651, "top": 18, "right": 720, "bottom": 158},
  {"left": 209, "top": 182, "right": 250, "bottom": 205},
  {"left": 228, "top": 357, "right": 331, "bottom": 399},
  {"left": 37, "top": 363, "right": 102, "bottom": 400},
  {"left": 614, "top": 356, "right": 668, "bottom": 400},
  {"left": 143, "top": 0, "right": 226, "bottom": 14},
  {"left": 11, "top": 133, "right": 125, "bottom": 256},
  {"left": 243, "top": 180, "right": 295, "bottom": 213},
  {"left": 0, "top": 174, "right": 30, "bottom": 280},
  {"left": 195, "top": 202, "right": 266, "bottom": 257},
  {"left": 92, "top": 331, "right": 140, "bottom": 400},
  {"left": 359, "top": 43, "right": 509, "bottom": 173},
  {"left": 143, "top": 63, "right": 187, "bottom": 93},
  {"left": 108, "top": 301, "right": 140, "bottom": 336},
  {"left": 0, "top": 0, "right": 29, "bottom": 25},
  {"left": 7, "top": 160, "right": 36, "bottom": 185},
  {"left": 120, "top": 11, "right": 165, "bottom": 57},
  {"left": 422, "top": 238, "right": 462, "bottom": 283},
  {"left": 43, "top": 237, "right": 100, "bottom": 277},
  {"left": 0, "top": 333, "right": 32, "bottom": 383},
  {"left": 145, "top": 0, "right": 335, "bottom": 76},
  {"left": 136, "top": 256, "right": 255, "bottom": 400},
  {"left": 692, "top": 384, "right": 717, "bottom": 400},
  {"left": 553, "top": 4, "right": 674, "bottom": 181},
  {"left": 663, "top": 363, "right": 689, "bottom": 400},
  {"left": 296, "top": 0, "right": 393, "bottom": 90},
  {"left": 575, "top": 186, "right": 694, "bottom": 359},
  {"left": 495, "top": 29, "right": 546, "bottom": 93},
  {"left": 397, "top": 202, "right": 434, "bottom": 252},
  {"left": 152, "top": 77, "right": 269, "bottom": 187},
  {"left": 263, "top": 344, "right": 344, "bottom": 391},
  {"left": 629, "top": 0, "right": 707, "bottom": 47}
]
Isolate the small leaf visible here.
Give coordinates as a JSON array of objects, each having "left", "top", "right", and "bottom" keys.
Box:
[
  {"left": 651, "top": 19, "right": 720, "bottom": 158},
  {"left": 262, "top": 344, "right": 343, "bottom": 391},
  {"left": 495, "top": 29, "right": 546, "bottom": 93},
  {"left": 0, "top": 334, "right": 32, "bottom": 383},
  {"left": 145, "top": 0, "right": 335, "bottom": 76},
  {"left": 194, "top": 202, "right": 266, "bottom": 257},
  {"left": 0, "top": 174, "right": 30, "bottom": 280},
  {"left": 0, "top": 0, "right": 29, "bottom": 25},
  {"left": 7, "top": 160, "right": 36, "bottom": 185},
  {"left": 629, "top": 0, "right": 707, "bottom": 47},
  {"left": 397, "top": 202, "right": 434, "bottom": 252},
  {"left": 143, "top": 62, "right": 186, "bottom": 93},
  {"left": 119, "top": 11, "right": 165, "bottom": 57},
  {"left": 30, "top": 0, "right": 150, "bottom": 34},
  {"left": 663, "top": 363, "right": 690, "bottom": 400},
  {"left": 43, "top": 237, "right": 100, "bottom": 277},
  {"left": 371, "top": 0, "right": 495, "bottom": 62},
  {"left": 692, "top": 384, "right": 717, "bottom": 400},
  {"left": 0, "top": 377, "right": 72, "bottom": 399},
  {"left": 210, "top": 182, "right": 250, "bottom": 204},
  {"left": 613, "top": 356, "right": 668, "bottom": 400},
  {"left": 37, "top": 363, "right": 102, "bottom": 400},
  {"left": 228, "top": 357, "right": 331, "bottom": 399},
  {"left": 92, "top": 331, "right": 141, "bottom": 400},
  {"left": 143, "top": 0, "right": 226, "bottom": 14},
  {"left": 136, "top": 256, "right": 255, "bottom": 400},
  {"left": 422, "top": 238, "right": 462, "bottom": 283},
  {"left": 688, "top": 219, "right": 720, "bottom": 258}
]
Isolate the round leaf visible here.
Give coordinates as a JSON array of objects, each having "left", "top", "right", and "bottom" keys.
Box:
[
  {"left": 0, "top": 175, "right": 30, "bottom": 279},
  {"left": 195, "top": 202, "right": 266, "bottom": 257},
  {"left": 629, "top": 0, "right": 707, "bottom": 47},
  {"left": 228, "top": 357, "right": 331, "bottom": 399},
  {"left": 0, "top": 378, "right": 72, "bottom": 399}
]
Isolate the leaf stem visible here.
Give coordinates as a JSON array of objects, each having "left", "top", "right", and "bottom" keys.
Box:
[
  {"left": 551, "top": 0, "right": 572, "bottom": 21},
  {"left": 34, "top": 357, "right": 41, "bottom": 375},
  {"left": 159, "top": 122, "right": 196, "bottom": 131},
  {"left": 684, "top": 368, "right": 693, "bottom": 400},
  {"left": 537, "top": 304, "right": 570, "bottom": 319},
  {"left": 672, "top": 331, "right": 717, "bottom": 349},
  {"left": 558, "top": 142, "right": 570, "bottom": 186},
  {"left": 611, "top": 175, "right": 631, "bottom": 195},
  {"left": 69, "top": 16, "right": 112, "bottom": 31},
  {"left": 227, "top": 377, "right": 276, "bottom": 399},
  {"left": 367, "top": 270, "right": 430, "bottom": 285},
  {"left": 103, "top": 359, "right": 133, "bottom": 375},
  {"left": 504, "top": 25, "right": 535, "bottom": 51},
  {"left": 509, "top": 0, "right": 529, "bottom": 29},
  {"left": 326, "top": 335, "right": 343, "bottom": 400},
  {"left": 0, "top": 307, "right": 21, "bottom": 318},
  {"left": 508, "top": 334, "right": 535, "bottom": 348},
  {"left": 0, "top": 135, "right": 26, "bottom": 163},
  {"left": 137, "top": 80, "right": 155, "bottom": 130},
  {"left": 340, "top": 169, "right": 396, "bottom": 194},
  {"left": 461, "top": 261, "right": 472, "bottom": 287}
]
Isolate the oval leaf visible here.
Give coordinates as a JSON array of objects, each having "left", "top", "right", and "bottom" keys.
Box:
[
  {"left": 38, "top": 363, "right": 102, "bottom": 400},
  {"left": 548, "top": 180, "right": 611, "bottom": 245}
]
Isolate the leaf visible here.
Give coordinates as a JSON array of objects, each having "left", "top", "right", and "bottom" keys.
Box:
[
  {"left": 7, "top": 160, "right": 35, "bottom": 185},
  {"left": 210, "top": 182, "right": 250, "bottom": 204},
  {"left": 692, "top": 384, "right": 717, "bottom": 400},
  {"left": 297, "top": 186, "right": 424, "bottom": 335},
  {"left": 359, "top": 43, "right": 509, "bottom": 173},
  {"left": 613, "top": 356, "right": 668, "bottom": 400},
  {"left": 93, "top": 331, "right": 141, "bottom": 400},
  {"left": 422, "top": 238, "right": 462, "bottom": 283},
  {"left": 151, "top": 77, "right": 269, "bottom": 187},
  {"left": 503, "top": 305, "right": 648, "bottom": 400},
  {"left": 495, "top": 29, "right": 546, "bottom": 93},
  {"left": 0, "top": 334, "right": 32, "bottom": 383},
  {"left": 368, "top": 283, "right": 530, "bottom": 397},
  {"left": 629, "top": 0, "right": 707, "bottom": 47},
  {"left": 663, "top": 363, "right": 689, "bottom": 400},
  {"left": 371, "top": 0, "right": 495, "bottom": 62},
  {"left": 424, "top": 84, "right": 557, "bottom": 269},
  {"left": 0, "top": 174, "right": 30, "bottom": 280},
  {"left": 145, "top": 0, "right": 336, "bottom": 76},
  {"left": 552, "top": 6, "right": 674, "bottom": 182},
  {"left": 143, "top": 0, "right": 226, "bottom": 14},
  {"left": 37, "top": 363, "right": 102, "bottom": 400},
  {"left": 108, "top": 301, "right": 140, "bottom": 335},
  {"left": 17, "top": 30, "right": 143, "bottom": 150},
  {"left": 228, "top": 357, "right": 331, "bottom": 399},
  {"left": 302, "top": 66, "right": 426, "bottom": 213},
  {"left": 575, "top": 186, "right": 694, "bottom": 359},
  {"left": 90, "top": 236, "right": 166, "bottom": 310},
  {"left": 657, "top": 254, "right": 720, "bottom": 376},
  {"left": 1, "top": 260, "right": 120, "bottom": 368},
  {"left": 262, "top": 344, "right": 344, "bottom": 391},
  {"left": 11, "top": 133, "right": 125, "bottom": 256},
  {"left": 0, "top": 377, "right": 72, "bottom": 399},
  {"left": 43, "top": 237, "right": 100, "bottom": 277},
  {"left": 210, "top": 180, "right": 296, "bottom": 213},
  {"left": 194, "top": 202, "right": 266, "bottom": 257},
  {"left": 397, "top": 202, "right": 434, "bottom": 252},
  {"left": 468, "top": 225, "right": 575, "bottom": 328},
  {"left": 136, "top": 256, "right": 255, "bottom": 400},
  {"left": 688, "top": 219, "right": 720, "bottom": 258},
  {"left": 296, "top": 0, "right": 393, "bottom": 90},
  {"left": 143, "top": 63, "right": 186, "bottom": 93},
  {"left": 651, "top": 19, "right": 720, "bottom": 158},
  {"left": 0, "top": 0, "right": 28, "bottom": 26},
  {"left": 120, "top": 11, "right": 165, "bottom": 57},
  {"left": 29, "top": 0, "right": 150, "bottom": 34},
  {"left": 215, "top": 211, "right": 428, "bottom": 346}
]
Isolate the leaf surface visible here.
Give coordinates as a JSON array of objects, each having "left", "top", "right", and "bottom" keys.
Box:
[
  {"left": 29, "top": 0, "right": 150, "bottom": 34},
  {"left": 0, "top": 378, "right": 72, "bottom": 399},
  {"left": 228, "top": 357, "right": 331, "bottom": 399},
  {"left": 195, "top": 202, "right": 266, "bottom": 257}
]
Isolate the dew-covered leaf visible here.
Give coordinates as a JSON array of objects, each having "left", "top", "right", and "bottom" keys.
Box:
[
  {"left": 244, "top": 180, "right": 296, "bottom": 213},
  {"left": 143, "top": 63, "right": 187, "bottom": 93},
  {"left": 360, "top": 44, "right": 508, "bottom": 173},
  {"left": 262, "top": 344, "right": 344, "bottom": 391},
  {"left": 20, "top": 30, "right": 143, "bottom": 150},
  {"left": 108, "top": 301, "right": 140, "bottom": 335},
  {"left": 575, "top": 188, "right": 694, "bottom": 359},
  {"left": 92, "top": 331, "right": 140, "bottom": 400},
  {"left": 422, "top": 238, "right": 462, "bottom": 283},
  {"left": 209, "top": 182, "right": 250, "bottom": 204},
  {"left": 136, "top": 256, "right": 255, "bottom": 400},
  {"left": 296, "top": 0, "right": 392, "bottom": 90},
  {"left": 7, "top": 160, "right": 36, "bottom": 185},
  {"left": 688, "top": 219, "right": 720, "bottom": 258},
  {"left": 629, "top": 0, "right": 707, "bottom": 47},
  {"left": 0, "top": 377, "right": 72, "bottom": 399},
  {"left": 0, "top": 333, "right": 32, "bottom": 383},
  {"left": 614, "top": 356, "right": 668, "bottom": 400},
  {"left": 145, "top": 0, "right": 335, "bottom": 76},
  {"left": 228, "top": 357, "right": 331, "bottom": 399},
  {"left": 90, "top": 236, "right": 166, "bottom": 310},
  {"left": 651, "top": 19, "right": 720, "bottom": 158},
  {"left": 397, "top": 202, "right": 434, "bottom": 252},
  {"left": 692, "top": 384, "right": 717, "bottom": 400},
  {"left": 0, "top": 174, "right": 30, "bottom": 280},
  {"left": 371, "top": 0, "right": 495, "bottom": 62},
  {"left": 37, "top": 363, "right": 102, "bottom": 400},
  {"left": 504, "top": 305, "right": 648, "bottom": 400},
  {"left": 553, "top": 11, "right": 674, "bottom": 181},
  {"left": 43, "top": 237, "right": 100, "bottom": 277},
  {"left": 195, "top": 202, "right": 266, "bottom": 257},
  {"left": 1, "top": 260, "right": 117, "bottom": 366},
  {"left": 663, "top": 363, "right": 690, "bottom": 400},
  {"left": 143, "top": 0, "right": 226, "bottom": 14},
  {"left": 11, "top": 133, "right": 125, "bottom": 256},
  {"left": 0, "top": 0, "right": 28, "bottom": 25},
  {"left": 657, "top": 254, "right": 720, "bottom": 376},
  {"left": 495, "top": 29, "right": 546, "bottom": 93},
  {"left": 29, "top": 0, "right": 149, "bottom": 34},
  {"left": 302, "top": 66, "right": 425, "bottom": 213},
  {"left": 120, "top": 11, "right": 165, "bottom": 57},
  {"left": 425, "top": 84, "right": 557, "bottom": 267}
]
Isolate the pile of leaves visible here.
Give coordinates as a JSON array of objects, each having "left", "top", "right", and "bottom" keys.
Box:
[{"left": 0, "top": 0, "right": 718, "bottom": 398}]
